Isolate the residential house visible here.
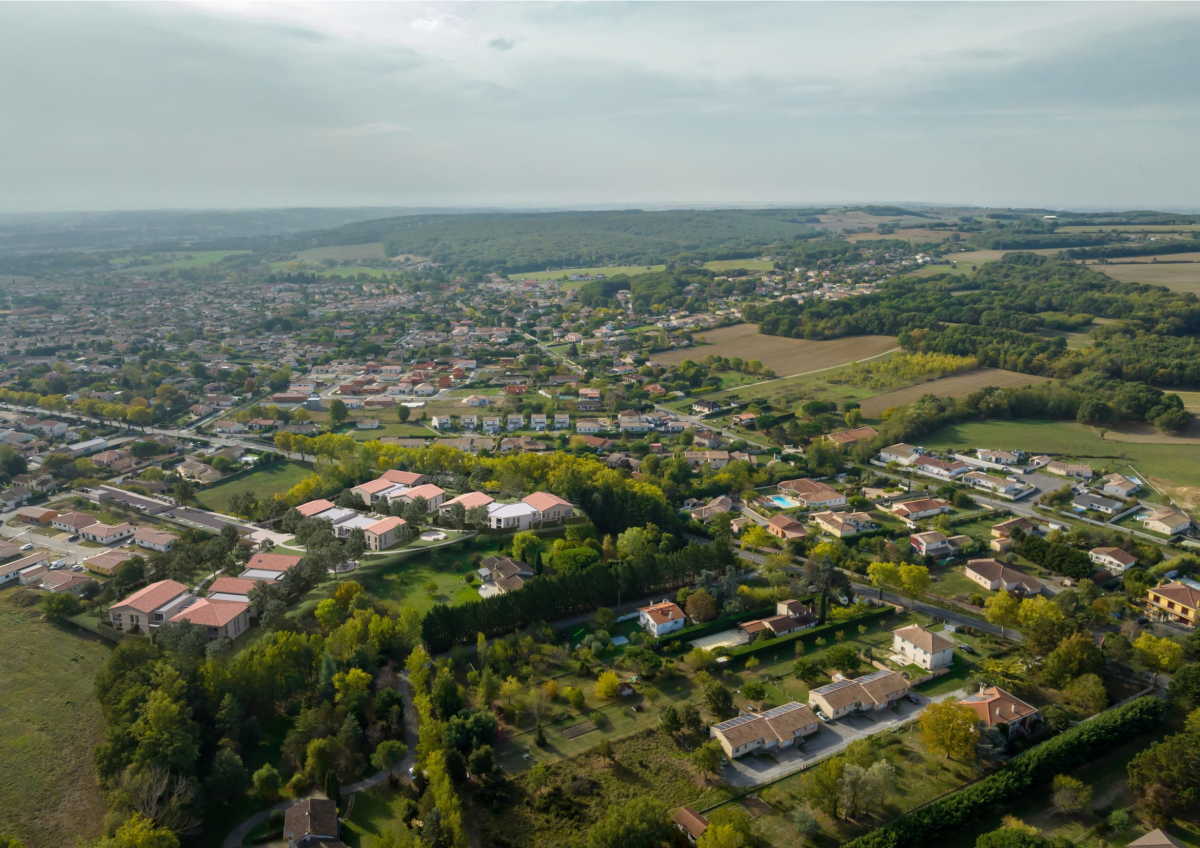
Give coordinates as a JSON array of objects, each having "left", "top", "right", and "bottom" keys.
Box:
[
  {"left": 1046, "top": 460, "right": 1094, "bottom": 479},
  {"left": 0, "top": 551, "right": 51, "bottom": 587},
  {"left": 767, "top": 513, "right": 807, "bottom": 541},
  {"left": 913, "top": 455, "right": 970, "bottom": 480},
  {"left": 553, "top": 413, "right": 571, "bottom": 430},
  {"left": 15, "top": 506, "right": 57, "bottom": 524},
  {"left": 672, "top": 808, "right": 709, "bottom": 844},
  {"left": 811, "top": 511, "right": 877, "bottom": 538},
  {"left": 990, "top": 515, "right": 1041, "bottom": 553},
  {"left": 910, "top": 530, "right": 955, "bottom": 558},
  {"left": 283, "top": 798, "right": 340, "bottom": 848},
  {"left": 486, "top": 501, "right": 540, "bottom": 530},
  {"left": 177, "top": 458, "right": 222, "bottom": 484},
  {"left": 892, "top": 624, "right": 954, "bottom": 670},
  {"left": 208, "top": 576, "right": 258, "bottom": 603},
  {"left": 440, "top": 491, "right": 494, "bottom": 516},
  {"left": 295, "top": 499, "right": 335, "bottom": 519},
  {"left": 962, "top": 471, "right": 1028, "bottom": 498},
  {"left": 109, "top": 579, "right": 195, "bottom": 633},
  {"left": 878, "top": 443, "right": 923, "bottom": 465},
  {"left": 482, "top": 416, "right": 502, "bottom": 434},
  {"left": 689, "top": 495, "right": 734, "bottom": 521},
  {"left": 738, "top": 600, "right": 817, "bottom": 642},
  {"left": 1100, "top": 473, "right": 1141, "bottom": 499},
  {"left": 825, "top": 426, "right": 879, "bottom": 447},
  {"left": 505, "top": 414, "right": 525, "bottom": 431},
  {"left": 978, "top": 449, "right": 1022, "bottom": 466},
  {"left": 133, "top": 527, "right": 178, "bottom": 553},
  {"left": 891, "top": 498, "right": 951, "bottom": 521},
  {"left": 778, "top": 478, "right": 847, "bottom": 508},
  {"left": 959, "top": 686, "right": 1040, "bottom": 734},
  {"left": 1127, "top": 830, "right": 1186, "bottom": 848},
  {"left": 241, "top": 552, "right": 303, "bottom": 582},
  {"left": 351, "top": 478, "right": 401, "bottom": 506},
  {"left": 691, "top": 399, "right": 721, "bottom": 416},
  {"left": 380, "top": 469, "right": 427, "bottom": 487},
  {"left": 1072, "top": 492, "right": 1124, "bottom": 515},
  {"left": 1143, "top": 506, "right": 1193, "bottom": 536},
  {"left": 84, "top": 549, "right": 135, "bottom": 576},
  {"left": 683, "top": 450, "right": 732, "bottom": 470},
  {"left": 709, "top": 702, "right": 820, "bottom": 759},
  {"left": 575, "top": 418, "right": 609, "bottom": 434},
  {"left": 530, "top": 413, "right": 548, "bottom": 431},
  {"left": 522, "top": 491, "right": 574, "bottom": 523},
  {"left": 364, "top": 516, "right": 406, "bottom": 551},
  {"left": 808, "top": 670, "right": 910, "bottom": 719},
  {"left": 80, "top": 522, "right": 135, "bottom": 545},
  {"left": 389, "top": 483, "right": 446, "bottom": 511},
  {"left": 52, "top": 511, "right": 98, "bottom": 533},
  {"left": 170, "top": 598, "right": 251, "bottom": 640},
  {"left": 477, "top": 555, "right": 534, "bottom": 598},
  {"left": 964, "top": 559, "right": 1043, "bottom": 596},
  {"left": 40, "top": 571, "right": 94, "bottom": 595},
  {"left": 638, "top": 600, "right": 686, "bottom": 637},
  {"left": 1145, "top": 581, "right": 1200, "bottom": 627},
  {"left": 1089, "top": 546, "right": 1137, "bottom": 574}
]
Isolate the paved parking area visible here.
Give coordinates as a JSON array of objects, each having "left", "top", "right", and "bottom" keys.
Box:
[{"left": 721, "top": 689, "right": 964, "bottom": 787}]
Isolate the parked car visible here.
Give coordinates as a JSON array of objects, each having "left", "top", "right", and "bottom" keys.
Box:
[
  {"left": 67, "top": 534, "right": 79, "bottom": 542},
  {"left": 20, "top": 543, "right": 33, "bottom": 551}
]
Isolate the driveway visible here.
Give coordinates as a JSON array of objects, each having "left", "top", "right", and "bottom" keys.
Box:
[{"left": 720, "top": 688, "right": 966, "bottom": 787}]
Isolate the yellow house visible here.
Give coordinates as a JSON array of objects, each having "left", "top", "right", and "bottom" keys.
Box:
[{"left": 1146, "top": 582, "right": 1200, "bottom": 627}]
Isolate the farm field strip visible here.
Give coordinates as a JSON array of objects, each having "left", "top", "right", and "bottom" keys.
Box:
[{"left": 650, "top": 323, "right": 897, "bottom": 374}]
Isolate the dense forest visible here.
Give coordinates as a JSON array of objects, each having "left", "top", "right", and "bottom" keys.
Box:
[
  {"left": 269, "top": 208, "right": 825, "bottom": 274},
  {"left": 1064, "top": 239, "right": 1200, "bottom": 259},
  {"left": 750, "top": 254, "right": 1200, "bottom": 340}
]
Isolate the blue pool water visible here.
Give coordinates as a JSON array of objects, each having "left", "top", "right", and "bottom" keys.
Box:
[{"left": 768, "top": 494, "right": 802, "bottom": 508}]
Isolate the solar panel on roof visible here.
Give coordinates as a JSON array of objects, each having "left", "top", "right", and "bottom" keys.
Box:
[
  {"left": 713, "top": 713, "right": 759, "bottom": 732},
  {"left": 761, "top": 702, "right": 805, "bottom": 719},
  {"left": 811, "top": 679, "right": 857, "bottom": 695}
]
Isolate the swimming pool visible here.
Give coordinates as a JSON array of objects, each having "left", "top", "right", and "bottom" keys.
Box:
[{"left": 767, "top": 494, "right": 802, "bottom": 508}]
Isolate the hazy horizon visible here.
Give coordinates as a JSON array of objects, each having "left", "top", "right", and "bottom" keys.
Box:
[{"left": 3, "top": 1, "right": 1199, "bottom": 213}]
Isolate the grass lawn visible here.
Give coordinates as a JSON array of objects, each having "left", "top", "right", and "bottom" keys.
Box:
[
  {"left": 341, "top": 786, "right": 418, "bottom": 848},
  {"left": 0, "top": 589, "right": 111, "bottom": 846},
  {"left": 296, "top": 535, "right": 497, "bottom": 619},
  {"left": 923, "top": 419, "right": 1200, "bottom": 490},
  {"left": 703, "top": 258, "right": 775, "bottom": 272},
  {"left": 651, "top": 325, "right": 898, "bottom": 376},
  {"left": 194, "top": 461, "right": 313, "bottom": 513},
  {"left": 751, "top": 722, "right": 983, "bottom": 846},
  {"left": 481, "top": 729, "right": 733, "bottom": 847},
  {"left": 119, "top": 249, "right": 249, "bottom": 272}
]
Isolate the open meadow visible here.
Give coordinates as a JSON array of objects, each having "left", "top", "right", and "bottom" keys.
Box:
[
  {"left": 296, "top": 242, "right": 389, "bottom": 261},
  {"left": 922, "top": 419, "right": 1200, "bottom": 502},
  {"left": 650, "top": 323, "right": 897, "bottom": 374},
  {"left": 194, "top": 461, "right": 313, "bottom": 513},
  {"left": 0, "top": 591, "right": 110, "bottom": 846},
  {"left": 858, "top": 368, "right": 1053, "bottom": 417},
  {"left": 1089, "top": 258, "right": 1200, "bottom": 293},
  {"left": 846, "top": 227, "right": 957, "bottom": 243}
]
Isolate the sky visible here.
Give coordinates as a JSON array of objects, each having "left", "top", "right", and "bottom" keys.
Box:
[{"left": 2, "top": 1, "right": 1199, "bottom": 213}]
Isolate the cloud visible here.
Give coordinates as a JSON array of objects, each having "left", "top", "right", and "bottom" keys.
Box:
[{"left": 0, "top": 2, "right": 1198, "bottom": 211}]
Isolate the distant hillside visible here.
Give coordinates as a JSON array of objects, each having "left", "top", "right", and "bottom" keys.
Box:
[
  {"left": 0, "top": 207, "right": 432, "bottom": 255},
  {"left": 274, "top": 208, "right": 826, "bottom": 273}
]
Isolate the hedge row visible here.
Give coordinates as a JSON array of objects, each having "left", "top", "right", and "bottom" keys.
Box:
[
  {"left": 655, "top": 605, "right": 777, "bottom": 646},
  {"left": 843, "top": 695, "right": 1166, "bottom": 848},
  {"left": 725, "top": 606, "right": 894, "bottom": 661}
]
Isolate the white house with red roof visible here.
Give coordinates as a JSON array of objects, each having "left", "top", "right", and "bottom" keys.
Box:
[
  {"left": 379, "top": 469, "right": 427, "bottom": 486},
  {"left": 439, "top": 491, "right": 494, "bottom": 514},
  {"left": 208, "top": 576, "right": 258, "bottom": 603},
  {"left": 638, "top": 600, "right": 686, "bottom": 637},
  {"left": 522, "top": 491, "right": 574, "bottom": 523},
  {"left": 241, "top": 551, "right": 303, "bottom": 581}
]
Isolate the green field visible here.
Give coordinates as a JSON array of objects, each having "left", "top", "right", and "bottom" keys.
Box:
[
  {"left": 267, "top": 261, "right": 399, "bottom": 278},
  {"left": 121, "top": 249, "right": 249, "bottom": 272},
  {"left": 508, "top": 264, "right": 666, "bottom": 283},
  {"left": 703, "top": 257, "right": 775, "bottom": 272},
  {"left": 922, "top": 419, "right": 1200, "bottom": 489},
  {"left": 0, "top": 591, "right": 110, "bottom": 845},
  {"left": 296, "top": 536, "right": 492, "bottom": 619},
  {"left": 194, "top": 461, "right": 313, "bottom": 513}
]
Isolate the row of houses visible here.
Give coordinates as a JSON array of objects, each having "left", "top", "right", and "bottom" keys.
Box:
[{"left": 107, "top": 551, "right": 307, "bottom": 639}]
